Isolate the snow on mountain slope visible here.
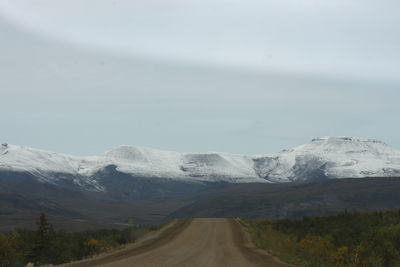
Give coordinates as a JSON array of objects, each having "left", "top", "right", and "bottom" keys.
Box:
[
  {"left": 181, "top": 152, "right": 256, "bottom": 182},
  {"left": 0, "top": 144, "right": 105, "bottom": 191},
  {"left": 0, "top": 144, "right": 267, "bottom": 187},
  {"left": 1, "top": 137, "right": 400, "bottom": 191},
  {"left": 254, "top": 137, "right": 400, "bottom": 182},
  {"left": 100, "top": 145, "right": 183, "bottom": 178},
  {"left": 99, "top": 146, "right": 260, "bottom": 183},
  {"left": 0, "top": 144, "right": 79, "bottom": 175}
]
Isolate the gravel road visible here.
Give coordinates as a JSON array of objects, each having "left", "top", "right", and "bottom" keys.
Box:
[{"left": 64, "top": 218, "right": 293, "bottom": 267}]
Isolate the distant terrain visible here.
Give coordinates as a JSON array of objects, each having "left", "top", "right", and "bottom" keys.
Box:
[
  {"left": 1, "top": 136, "right": 400, "bottom": 231},
  {"left": 1, "top": 175, "right": 400, "bottom": 231},
  {"left": 168, "top": 177, "right": 400, "bottom": 219},
  {"left": 1, "top": 136, "right": 400, "bottom": 187}
]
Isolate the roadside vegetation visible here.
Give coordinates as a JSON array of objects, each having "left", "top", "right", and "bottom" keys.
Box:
[
  {"left": 245, "top": 210, "right": 400, "bottom": 267},
  {"left": 0, "top": 213, "right": 157, "bottom": 267}
]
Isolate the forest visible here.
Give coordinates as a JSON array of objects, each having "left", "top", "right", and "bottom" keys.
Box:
[
  {"left": 245, "top": 210, "right": 400, "bottom": 267},
  {"left": 0, "top": 213, "right": 157, "bottom": 267}
]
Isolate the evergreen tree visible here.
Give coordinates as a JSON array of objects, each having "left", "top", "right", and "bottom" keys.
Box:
[{"left": 29, "top": 213, "right": 54, "bottom": 265}]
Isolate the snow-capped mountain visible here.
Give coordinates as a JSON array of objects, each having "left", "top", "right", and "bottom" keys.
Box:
[
  {"left": 1, "top": 137, "right": 400, "bottom": 192},
  {"left": 254, "top": 137, "right": 400, "bottom": 182}
]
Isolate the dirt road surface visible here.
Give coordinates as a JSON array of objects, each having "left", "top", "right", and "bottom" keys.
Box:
[{"left": 64, "top": 218, "right": 293, "bottom": 267}]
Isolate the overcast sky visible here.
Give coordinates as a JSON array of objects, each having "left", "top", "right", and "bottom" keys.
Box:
[{"left": 0, "top": 0, "right": 399, "bottom": 155}]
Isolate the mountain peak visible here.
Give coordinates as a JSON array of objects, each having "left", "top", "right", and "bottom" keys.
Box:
[
  {"left": 291, "top": 136, "right": 395, "bottom": 158},
  {"left": 103, "top": 145, "right": 150, "bottom": 162},
  {"left": 311, "top": 136, "right": 386, "bottom": 145}
]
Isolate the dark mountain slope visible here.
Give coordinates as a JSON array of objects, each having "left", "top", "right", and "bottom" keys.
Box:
[{"left": 168, "top": 177, "right": 400, "bottom": 219}]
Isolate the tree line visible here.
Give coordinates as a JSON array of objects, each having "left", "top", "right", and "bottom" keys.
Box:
[
  {"left": 245, "top": 210, "right": 400, "bottom": 267},
  {"left": 0, "top": 213, "right": 157, "bottom": 266}
]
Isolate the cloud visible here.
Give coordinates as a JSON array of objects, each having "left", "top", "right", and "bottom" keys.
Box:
[
  {"left": 1, "top": 0, "right": 399, "bottom": 82},
  {"left": 0, "top": 2, "right": 399, "bottom": 155}
]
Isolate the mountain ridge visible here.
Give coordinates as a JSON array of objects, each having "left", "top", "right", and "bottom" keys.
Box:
[{"left": 1, "top": 136, "right": 400, "bottom": 192}]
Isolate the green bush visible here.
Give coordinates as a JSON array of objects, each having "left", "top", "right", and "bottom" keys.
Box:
[
  {"left": 246, "top": 210, "right": 400, "bottom": 267},
  {"left": 0, "top": 213, "right": 157, "bottom": 267}
]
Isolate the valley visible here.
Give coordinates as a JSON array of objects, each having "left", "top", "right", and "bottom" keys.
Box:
[{"left": 1, "top": 174, "right": 400, "bottom": 232}]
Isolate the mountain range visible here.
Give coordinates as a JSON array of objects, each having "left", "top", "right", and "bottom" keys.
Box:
[
  {"left": 1, "top": 136, "right": 400, "bottom": 231},
  {"left": 1, "top": 136, "right": 400, "bottom": 190}
]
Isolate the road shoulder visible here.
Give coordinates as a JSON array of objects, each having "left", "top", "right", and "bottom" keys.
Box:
[
  {"left": 60, "top": 219, "right": 192, "bottom": 267},
  {"left": 233, "top": 218, "right": 296, "bottom": 267}
]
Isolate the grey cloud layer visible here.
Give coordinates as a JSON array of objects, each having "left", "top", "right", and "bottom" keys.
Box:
[
  {"left": 0, "top": 2, "right": 399, "bottom": 155},
  {"left": 1, "top": 0, "right": 399, "bottom": 82}
]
